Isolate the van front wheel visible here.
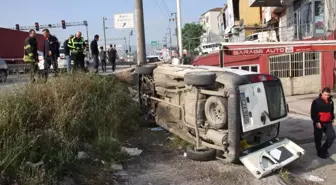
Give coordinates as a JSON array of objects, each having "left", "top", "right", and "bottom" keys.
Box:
[{"left": 185, "top": 146, "right": 216, "bottom": 161}]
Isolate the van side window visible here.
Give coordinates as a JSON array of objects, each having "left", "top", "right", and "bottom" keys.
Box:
[{"left": 252, "top": 35, "right": 258, "bottom": 41}]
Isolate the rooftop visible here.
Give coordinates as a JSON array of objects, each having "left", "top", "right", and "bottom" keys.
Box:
[{"left": 200, "top": 7, "right": 223, "bottom": 16}]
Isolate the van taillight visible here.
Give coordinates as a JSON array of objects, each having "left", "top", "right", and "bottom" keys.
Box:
[{"left": 250, "top": 74, "right": 274, "bottom": 83}]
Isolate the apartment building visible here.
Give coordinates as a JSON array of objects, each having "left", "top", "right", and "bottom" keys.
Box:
[
  {"left": 216, "top": 0, "right": 263, "bottom": 42},
  {"left": 195, "top": 0, "right": 336, "bottom": 95},
  {"left": 199, "top": 8, "right": 222, "bottom": 44}
]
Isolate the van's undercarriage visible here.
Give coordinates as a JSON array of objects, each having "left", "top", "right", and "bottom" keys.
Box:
[{"left": 136, "top": 63, "right": 305, "bottom": 179}]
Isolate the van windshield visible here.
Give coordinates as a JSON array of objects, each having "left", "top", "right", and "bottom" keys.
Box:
[{"left": 263, "top": 80, "right": 287, "bottom": 121}]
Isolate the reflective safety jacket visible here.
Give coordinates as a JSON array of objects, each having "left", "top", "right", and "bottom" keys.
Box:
[
  {"left": 68, "top": 37, "right": 85, "bottom": 53},
  {"left": 23, "top": 37, "right": 38, "bottom": 63}
]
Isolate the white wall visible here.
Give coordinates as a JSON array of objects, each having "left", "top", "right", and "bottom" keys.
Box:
[
  {"left": 279, "top": 5, "right": 295, "bottom": 41},
  {"left": 325, "top": 0, "right": 336, "bottom": 35},
  {"left": 200, "top": 11, "right": 221, "bottom": 43}
]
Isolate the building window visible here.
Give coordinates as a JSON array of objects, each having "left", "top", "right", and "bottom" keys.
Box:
[
  {"left": 269, "top": 52, "right": 320, "bottom": 78},
  {"left": 299, "top": 2, "right": 312, "bottom": 38},
  {"left": 229, "top": 65, "right": 259, "bottom": 72},
  {"left": 223, "top": 13, "right": 227, "bottom": 29},
  {"left": 293, "top": 0, "right": 324, "bottom": 39},
  {"left": 251, "top": 66, "right": 258, "bottom": 72},
  {"left": 241, "top": 66, "right": 250, "bottom": 71},
  {"left": 314, "top": 0, "right": 324, "bottom": 34},
  {"left": 233, "top": 0, "right": 240, "bottom": 21}
]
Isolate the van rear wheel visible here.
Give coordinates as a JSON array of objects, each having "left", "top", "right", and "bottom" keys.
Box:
[{"left": 185, "top": 146, "right": 216, "bottom": 161}]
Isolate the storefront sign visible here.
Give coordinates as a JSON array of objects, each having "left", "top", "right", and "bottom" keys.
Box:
[{"left": 230, "top": 46, "right": 315, "bottom": 56}]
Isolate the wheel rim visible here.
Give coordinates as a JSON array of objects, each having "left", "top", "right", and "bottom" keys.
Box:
[
  {"left": 209, "top": 103, "right": 224, "bottom": 122},
  {"left": 139, "top": 74, "right": 154, "bottom": 121}
]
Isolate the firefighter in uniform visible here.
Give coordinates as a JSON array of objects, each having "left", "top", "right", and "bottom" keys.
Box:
[
  {"left": 68, "top": 31, "right": 86, "bottom": 71},
  {"left": 23, "top": 29, "right": 39, "bottom": 83}
]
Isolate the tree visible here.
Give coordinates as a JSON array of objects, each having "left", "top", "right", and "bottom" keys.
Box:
[{"left": 182, "top": 23, "right": 205, "bottom": 54}]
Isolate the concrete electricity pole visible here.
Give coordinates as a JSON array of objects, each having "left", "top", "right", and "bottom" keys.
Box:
[
  {"left": 167, "top": 28, "right": 172, "bottom": 49},
  {"left": 102, "top": 17, "right": 107, "bottom": 49},
  {"left": 176, "top": 0, "right": 183, "bottom": 57},
  {"left": 169, "top": 13, "right": 178, "bottom": 50},
  {"left": 135, "top": 0, "right": 147, "bottom": 65}
]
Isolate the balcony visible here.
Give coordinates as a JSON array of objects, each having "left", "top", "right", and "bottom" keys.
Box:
[{"left": 249, "top": 0, "right": 294, "bottom": 7}]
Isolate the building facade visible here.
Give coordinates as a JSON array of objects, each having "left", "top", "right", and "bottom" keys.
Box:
[
  {"left": 194, "top": 0, "right": 336, "bottom": 95},
  {"left": 199, "top": 8, "right": 222, "bottom": 44},
  {"left": 216, "top": 0, "right": 263, "bottom": 42}
]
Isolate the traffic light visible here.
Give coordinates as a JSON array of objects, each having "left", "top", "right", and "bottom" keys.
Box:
[
  {"left": 15, "top": 24, "right": 20, "bottom": 31},
  {"left": 35, "top": 22, "right": 39, "bottom": 31},
  {"left": 129, "top": 46, "right": 131, "bottom": 53},
  {"left": 130, "top": 30, "right": 133, "bottom": 36},
  {"left": 61, "top": 20, "right": 66, "bottom": 29}
]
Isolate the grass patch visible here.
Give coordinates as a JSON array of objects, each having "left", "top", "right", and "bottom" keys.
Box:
[
  {"left": 279, "top": 168, "right": 291, "bottom": 183},
  {"left": 0, "top": 72, "right": 140, "bottom": 184}
]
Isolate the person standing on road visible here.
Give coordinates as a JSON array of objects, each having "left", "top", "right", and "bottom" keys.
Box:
[
  {"left": 90, "top": 34, "right": 99, "bottom": 73},
  {"left": 310, "top": 87, "right": 336, "bottom": 159},
  {"left": 68, "top": 31, "right": 86, "bottom": 71},
  {"left": 42, "top": 29, "right": 60, "bottom": 80},
  {"left": 99, "top": 46, "right": 107, "bottom": 72},
  {"left": 63, "top": 34, "right": 74, "bottom": 72},
  {"left": 107, "top": 44, "right": 117, "bottom": 72},
  {"left": 181, "top": 51, "right": 191, "bottom": 65},
  {"left": 23, "top": 29, "right": 39, "bottom": 83}
]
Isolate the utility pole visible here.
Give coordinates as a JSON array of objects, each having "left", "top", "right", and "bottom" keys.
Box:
[
  {"left": 163, "top": 36, "right": 167, "bottom": 47},
  {"left": 170, "top": 13, "right": 178, "bottom": 51},
  {"left": 129, "top": 30, "right": 133, "bottom": 53},
  {"left": 167, "top": 28, "right": 172, "bottom": 49},
  {"left": 102, "top": 17, "right": 107, "bottom": 49},
  {"left": 135, "top": 0, "right": 146, "bottom": 65},
  {"left": 124, "top": 37, "right": 127, "bottom": 52},
  {"left": 176, "top": 0, "right": 183, "bottom": 57}
]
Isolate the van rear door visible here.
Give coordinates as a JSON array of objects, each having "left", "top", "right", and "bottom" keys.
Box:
[
  {"left": 239, "top": 138, "right": 305, "bottom": 179},
  {"left": 238, "top": 74, "right": 305, "bottom": 179}
]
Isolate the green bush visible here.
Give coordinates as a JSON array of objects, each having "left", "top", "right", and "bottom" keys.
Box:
[{"left": 0, "top": 73, "right": 140, "bottom": 184}]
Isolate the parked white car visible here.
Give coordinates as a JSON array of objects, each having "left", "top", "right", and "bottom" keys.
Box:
[
  {"left": 244, "top": 31, "right": 278, "bottom": 43},
  {"left": 37, "top": 50, "right": 67, "bottom": 70}
]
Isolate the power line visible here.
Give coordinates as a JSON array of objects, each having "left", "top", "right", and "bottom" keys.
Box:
[
  {"left": 156, "top": 0, "right": 169, "bottom": 19},
  {"left": 161, "top": 0, "right": 170, "bottom": 16}
]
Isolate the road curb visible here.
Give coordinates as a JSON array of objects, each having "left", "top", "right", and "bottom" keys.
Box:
[{"left": 289, "top": 110, "right": 310, "bottom": 117}]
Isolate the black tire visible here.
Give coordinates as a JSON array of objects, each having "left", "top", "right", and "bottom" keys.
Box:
[
  {"left": 135, "top": 64, "right": 157, "bottom": 75},
  {"left": 0, "top": 70, "right": 7, "bottom": 83},
  {"left": 186, "top": 146, "right": 216, "bottom": 161},
  {"left": 205, "top": 96, "right": 228, "bottom": 129},
  {"left": 184, "top": 71, "right": 216, "bottom": 86}
]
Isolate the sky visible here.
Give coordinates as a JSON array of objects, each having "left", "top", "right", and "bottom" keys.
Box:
[{"left": 0, "top": 0, "right": 226, "bottom": 50}]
